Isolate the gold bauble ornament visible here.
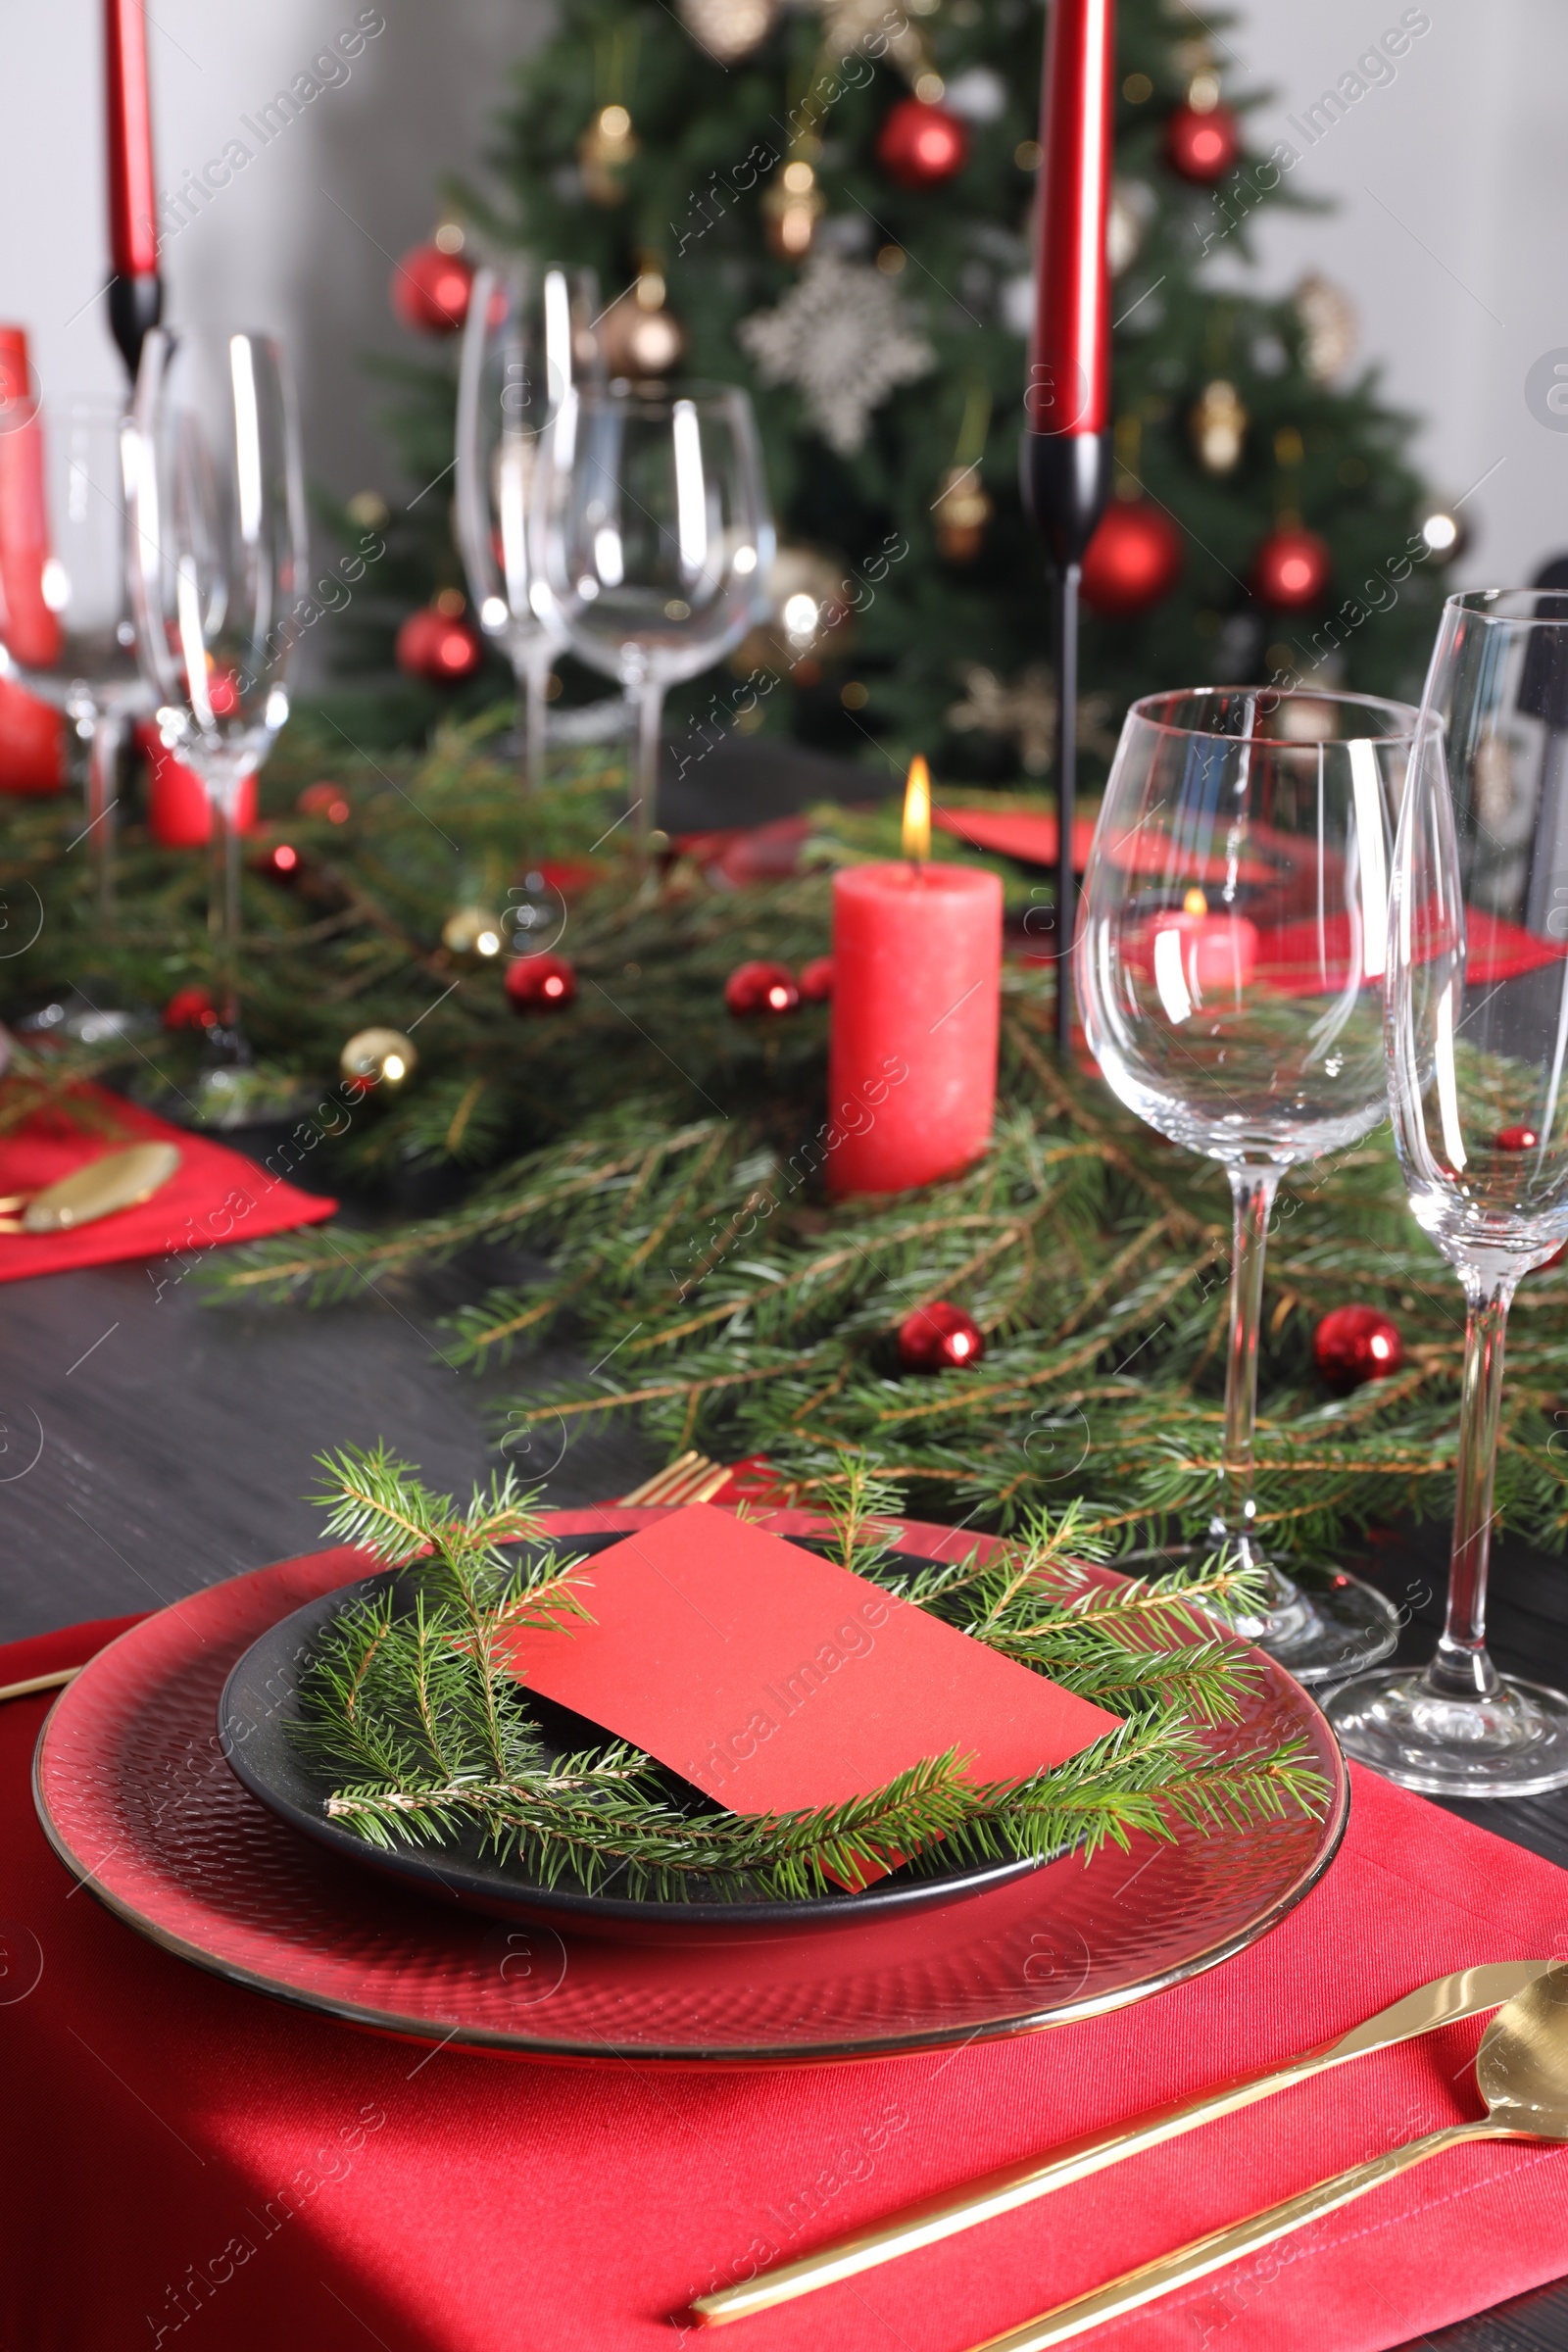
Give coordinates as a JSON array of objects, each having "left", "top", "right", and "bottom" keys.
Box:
[
  {"left": 340, "top": 1027, "right": 417, "bottom": 1088},
  {"left": 818, "top": 0, "right": 925, "bottom": 75},
  {"left": 345, "top": 489, "right": 390, "bottom": 532},
  {"left": 762, "top": 159, "right": 825, "bottom": 262},
  {"left": 932, "top": 463, "right": 993, "bottom": 563},
  {"left": 1294, "top": 272, "right": 1357, "bottom": 385},
  {"left": 1105, "top": 179, "right": 1152, "bottom": 278},
  {"left": 732, "top": 546, "right": 848, "bottom": 675},
  {"left": 677, "top": 0, "right": 778, "bottom": 63},
  {"left": 441, "top": 906, "right": 505, "bottom": 962},
  {"left": 1191, "top": 378, "right": 1249, "bottom": 475},
  {"left": 578, "top": 104, "right": 637, "bottom": 206},
  {"left": 599, "top": 271, "right": 686, "bottom": 378},
  {"left": 768, "top": 546, "right": 847, "bottom": 657}
]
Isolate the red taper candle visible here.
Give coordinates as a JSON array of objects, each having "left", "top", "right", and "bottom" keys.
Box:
[
  {"left": 0, "top": 326, "right": 67, "bottom": 790},
  {"left": 1026, "top": 0, "right": 1115, "bottom": 435},
  {"left": 826, "top": 760, "right": 1003, "bottom": 1198},
  {"left": 107, "top": 0, "right": 159, "bottom": 276},
  {"left": 0, "top": 326, "right": 62, "bottom": 674},
  {"left": 106, "top": 0, "right": 163, "bottom": 379}
]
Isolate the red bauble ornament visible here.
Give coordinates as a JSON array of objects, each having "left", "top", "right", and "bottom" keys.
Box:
[
  {"left": 395, "top": 605, "right": 484, "bottom": 683},
  {"left": 875, "top": 99, "right": 970, "bottom": 190},
  {"left": 1496, "top": 1125, "right": 1540, "bottom": 1152},
  {"left": 505, "top": 953, "right": 577, "bottom": 1012},
  {"left": 1313, "top": 1304, "right": 1404, "bottom": 1394},
  {"left": 256, "top": 838, "right": 300, "bottom": 881},
  {"left": 162, "top": 986, "right": 218, "bottom": 1033},
  {"left": 1165, "top": 100, "right": 1242, "bottom": 182},
  {"left": 298, "top": 781, "right": 352, "bottom": 825},
  {"left": 898, "top": 1299, "right": 986, "bottom": 1372},
  {"left": 1080, "top": 501, "right": 1184, "bottom": 617},
  {"left": 391, "top": 242, "right": 474, "bottom": 335},
  {"left": 1253, "top": 526, "right": 1332, "bottom": 610},
  {"left": 725, "top": 959, "right": 800, "bottom": 1016},
  {"left": 140, "top": 723, "right": 259, "bottom": 845},
  {"left": 798, "top": 956, "right": 834, "bottom": 1004}
]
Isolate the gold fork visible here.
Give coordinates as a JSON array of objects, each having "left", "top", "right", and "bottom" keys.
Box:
[{"left": 619, "top": 1450, "right": 733, "bottom": 1506}]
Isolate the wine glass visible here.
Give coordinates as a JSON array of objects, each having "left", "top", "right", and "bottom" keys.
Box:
[
  {"left": 1326, "top": 590, "right": 1568, "bottom": 1793},
  {"left": 1076, "top": 685, "right": 1417, "bottom": 1683},
  {"left": 0, "top": 394, "right": 153, "bottom": 940},
  {"left": 125, "top": 327, "right": 306, "bottom": 1071},
  {"left": 456, "top": 260, "right": 602, "bottom": 793},
  {"left": 529, "top": 380, "right": 773, "bottom": 853}
]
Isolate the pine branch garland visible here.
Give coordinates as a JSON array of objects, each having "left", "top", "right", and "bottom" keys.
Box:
[{"left": 7, "top": 726, "right": 1568, "bottom": 1564}]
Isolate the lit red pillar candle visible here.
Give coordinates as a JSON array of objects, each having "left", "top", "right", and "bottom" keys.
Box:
[
  {"left": 1026, "top": 0, "right": 1115, "bottom": 439},
  {"left": 106, "top": 0, "right": 163, "bottom": 378},
  {"left": 826, "top": 760, "right": 1004, "bottom": 1198}
]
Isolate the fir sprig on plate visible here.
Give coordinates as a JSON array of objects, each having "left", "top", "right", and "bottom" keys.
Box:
[{"left": 294, "top": 1445, "right": 1330, "bottom": 1906}]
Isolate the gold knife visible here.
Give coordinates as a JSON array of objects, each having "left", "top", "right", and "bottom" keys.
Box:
[
  {"left": 690, "top": 1959, "right": 1550, "bottom": 2328},
  {"left": 0, "top": 1142, "right": 181, "bottom": 1235}
]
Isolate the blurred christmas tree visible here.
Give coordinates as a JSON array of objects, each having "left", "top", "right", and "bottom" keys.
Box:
[{"left": 354, "top": 0, "right": 1458, "bottom": 775}]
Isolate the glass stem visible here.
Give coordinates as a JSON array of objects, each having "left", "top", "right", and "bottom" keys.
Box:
[
  {"left": 1427, "top": 1272, "right": 1515, "bottom": 1699},
  {"left": 1212, "top": 1166, "right": 1292, "bottom": 1601},
  {"left": 633, "top": 678, "right": 663, "bottom": 867},
  {"left": 86, "top": 710, "right": 123, "bottom": 936},
  {"left": 520, "top": 642, "right": 552, "bottom": 796},
  {"left": 205, "top": 781, "right": 243, "bottom": 1040}
]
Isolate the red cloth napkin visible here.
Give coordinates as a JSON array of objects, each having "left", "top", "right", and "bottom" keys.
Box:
[
  {"left": 1252, "top": 906, "right": 1568, "bottom": 994},
  {"left": 0, "top": 1084, "right": 334, "bottom": 1281},
  {"left": 932, "top": 806, "right": 1277, "bottom": 883},
  {"left": 4, "top": 1576, "right": 1567, "bottom": 2352}
]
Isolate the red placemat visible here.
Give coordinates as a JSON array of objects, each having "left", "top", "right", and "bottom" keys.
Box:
[
  {"left": 5, "top": 1578, "right": 1568, "bottom": 2351},
  {"left": 0, "top": 1084, "right": 334, "bottom": 1281}
]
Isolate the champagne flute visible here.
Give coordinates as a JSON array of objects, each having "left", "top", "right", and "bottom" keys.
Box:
[
  {"left": 456, "top": 260, "right": 601, "bottom": 792},
  {"left": 1326, "top": 590, "right": 1568, "bottom": 1792},
  {"left": 529, "top": 380, "right": 773, "bottom": 853},
  {"left": 0, "top": 395, "right": 152, "bottom": 940},
  {"left": 125, "top": 327, "right": 306, "bottom": 1071},
  {"left": 1076, "top": 686, "right": 1415, "bottom": 1683}
]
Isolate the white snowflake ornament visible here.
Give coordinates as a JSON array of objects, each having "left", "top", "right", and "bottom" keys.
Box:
[{"left": 738, "top": 253, "right": 936, "bottom": 456}]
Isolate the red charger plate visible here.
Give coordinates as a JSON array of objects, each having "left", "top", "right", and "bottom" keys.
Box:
[{"left": 32, "top": 1508, "right": 1348, "bottom": 2064}]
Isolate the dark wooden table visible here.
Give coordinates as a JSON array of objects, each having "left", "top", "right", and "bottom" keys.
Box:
[{"left": 2, "top": 740, "right": 1564, "bottom": 2347}]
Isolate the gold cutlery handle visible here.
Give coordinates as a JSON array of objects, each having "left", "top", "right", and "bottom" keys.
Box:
[
  {"left": 965, "top": 2122, "right": 1499, "bottom": 2352},
  {"left": 692, "top": 2053, "right": 1333, "bottom": 2324}
]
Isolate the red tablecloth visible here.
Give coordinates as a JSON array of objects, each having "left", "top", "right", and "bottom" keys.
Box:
[
  {"left": 4, "top": 1594, "right": 1567, "bottom": 2352},
  {"left": 0, "top": 1085, "right": 334, "bottom": 1281}
]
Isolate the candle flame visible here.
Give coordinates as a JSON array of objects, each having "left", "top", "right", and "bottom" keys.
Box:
[{"left": 903, "top": 756, "right": 931, "bottom": 862}]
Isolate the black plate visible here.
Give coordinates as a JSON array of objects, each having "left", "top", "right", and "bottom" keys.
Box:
[{"left": 218, "top": 1533, "right": 1051, "bottom": 1935}]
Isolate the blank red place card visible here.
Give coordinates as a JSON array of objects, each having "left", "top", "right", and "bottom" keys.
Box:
[{"left": 500, "top": 1504, "right": 1120, "bottom": 1873}]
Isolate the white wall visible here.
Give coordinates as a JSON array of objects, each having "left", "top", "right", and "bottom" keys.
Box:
[
  {"left": 0, "top": 0, "right": 542, "bottom": 508},
  {"left": 1, "top": 0, "right": 1563, "bottom": 582},
  {"left": 1214, "top": 0, "right": 1568, "bottom": 588}
]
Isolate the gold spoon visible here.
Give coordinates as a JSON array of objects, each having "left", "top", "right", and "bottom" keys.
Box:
[
  {"left": 0, "top": 1142, "right": 181, "bottom": 1235},
  {"left": 962, "top": 1965, "right": 1568, "bottom": 2352}
]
